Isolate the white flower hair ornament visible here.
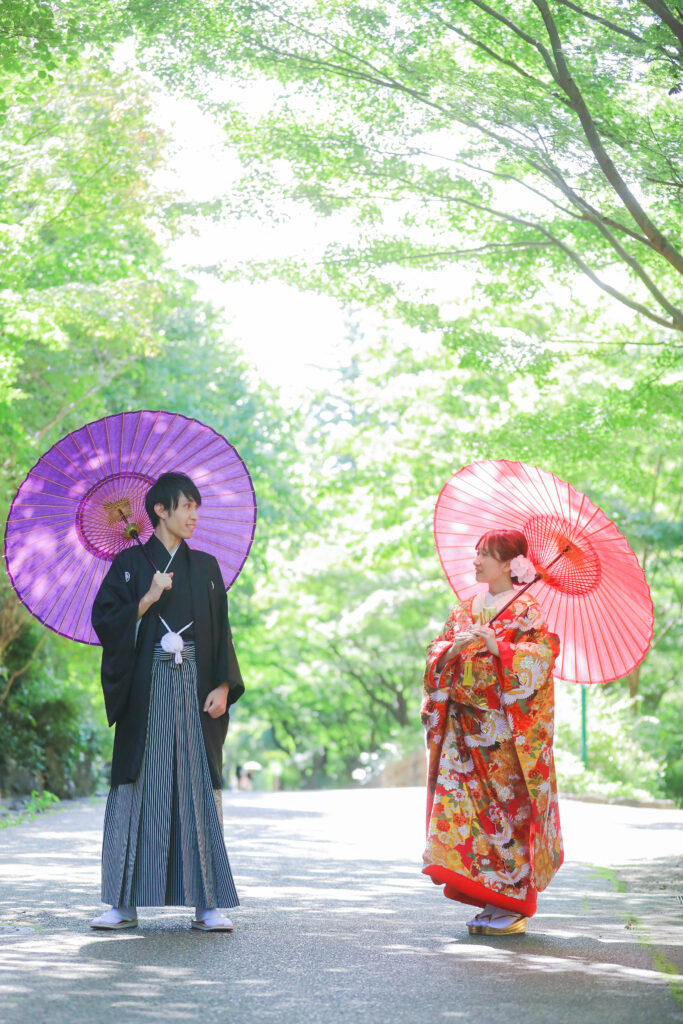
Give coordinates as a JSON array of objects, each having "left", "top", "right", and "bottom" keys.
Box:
[{"left": 510, "top": 555, "right": 537, "bottom": 585}]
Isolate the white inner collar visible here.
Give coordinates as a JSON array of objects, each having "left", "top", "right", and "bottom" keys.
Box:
[
  {"left": 162, "top": 543, "right": 180, "bottom": 573},
  {"left": 483, "top": 587, "right": 515, "bottom": 607},
  {"left": 472, "top": 588, "right": 516, "bottom": 617}
]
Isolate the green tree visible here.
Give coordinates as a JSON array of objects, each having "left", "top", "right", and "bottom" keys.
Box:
[
  {"left": 126, "top": 0, "right": 683, "bottom": 359},
  {"left": 3, "top": 1, "right": 681, "bottom": 799},
  {"left": 223, "top": 308, "right": 678, "bottom": 790},
  {"left": 0, "top": 56, "right": 305, "bottom": 795}
]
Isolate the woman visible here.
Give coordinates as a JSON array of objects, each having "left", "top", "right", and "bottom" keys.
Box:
[{"left": 421, "top": 529, "right": 563, "bottom": 935}]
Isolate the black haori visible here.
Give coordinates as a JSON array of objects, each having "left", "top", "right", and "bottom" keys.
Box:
[{"left": 101, "top": 643, "right": 239, "bottom": 909}]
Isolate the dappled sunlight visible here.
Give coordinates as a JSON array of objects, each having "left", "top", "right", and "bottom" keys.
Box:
[
  {"left": 0, "top": 790, "right": 681, "bottom": 1022},
  {"left": 438, "top": 941, "right": 680, "bottom": 986}
]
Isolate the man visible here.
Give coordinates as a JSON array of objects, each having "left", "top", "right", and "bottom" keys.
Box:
[{"left": 90, "top": 471, "right": 244, "bottom": 931}]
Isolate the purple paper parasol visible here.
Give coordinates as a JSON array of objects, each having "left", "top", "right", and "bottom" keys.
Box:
[{"left": 4, "top": 410, "right": 257, "bottom": 645}]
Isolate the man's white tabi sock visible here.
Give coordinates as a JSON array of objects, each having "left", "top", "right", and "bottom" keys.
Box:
[
  {"left": 90, "top": 905, "right": 137, "bottom": 928},
  {"left": 194, "top": 907, "right": 233, "bottom": 928}
]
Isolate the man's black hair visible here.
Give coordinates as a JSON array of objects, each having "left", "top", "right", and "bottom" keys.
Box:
[{"left": 145, "top": 472, "right": 202, "bottom": 528}]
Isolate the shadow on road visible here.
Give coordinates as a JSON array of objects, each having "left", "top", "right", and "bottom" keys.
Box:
[{"left": 0, "top": 791, "right": 681, "bottom": 1024}]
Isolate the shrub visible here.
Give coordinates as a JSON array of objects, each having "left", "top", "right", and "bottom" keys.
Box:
[
  {"left": 555, "top": 683, "right": 667, "bottom": 802},
  {"left": 0, "top": 680, "right": 105, "bottom": 798}
]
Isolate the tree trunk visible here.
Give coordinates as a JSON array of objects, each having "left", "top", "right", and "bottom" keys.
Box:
[{"left": 623, "top": 665, "right": 641, "bottom": 709}]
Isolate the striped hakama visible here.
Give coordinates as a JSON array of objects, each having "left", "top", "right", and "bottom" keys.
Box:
[{"left": 101, "top": 643, "right": 239, "bottom": 909}]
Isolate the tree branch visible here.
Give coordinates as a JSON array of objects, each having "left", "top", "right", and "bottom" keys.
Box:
[
  {"left": 639, "top": 0, "right": 683, "bottom": 51},
  {"left": 256, "top": 41, "right": 451, "bottom": 118},
  {"left": 408, "top": 179, "right": 683, "bottom": 330},
  {"left": 0, "top": 634, "right": 46, "bottom": 708},
  {"left": 410, "top": 147, "right": 658, "bottom": 249},
  {"left": 552, "top": 188, "right": 683, "bottom": 323},
  {"left": 549, "top": 337, "right": 677, "bottom": 347},
  {"left": 326, "top": 241, "right": 556, "bottom": 267},
  {"left": 652, "top": 614, "right": 681, "bottom": 648},
  {"left": 33, "top": 354, "right": 140, "bottom": 444},
  {"left": 254, "top": 1, "right": 453, "bottom": 116},
  {"left": 646, "top": 175, "right": 683, "bottom": 189},
  {"left": 413, "top": 151, "right": 583, "bottom": 221},
  {"left": 531, "top": 0, "right": 683, "bottom": 275},
  {"left": 236, "top": 2, "right": 683, "bottom": 322},
  {"left": 329, "top": 641, "right": 406, "bottom": 723},
  {"left": 463, "top": 0, "right": 560, "bottom": 81},
  {"left": 270, "top": 718, "right": 298, "bottom": 754},
  {"left": 554, "top": 0, "right": 646, "bottom": 43},
  {"left": 426, "top": 2, "right": 669, "bottom": 165},
  {"left": 426, "top": 9, "right": 561, "bottom": 96},
  {"left": 40, "top": 159, "right": 115, "bottom": 231}
]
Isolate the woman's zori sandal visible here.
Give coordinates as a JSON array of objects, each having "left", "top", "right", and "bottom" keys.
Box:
[{"left": 466, "top": 904, "right": 527, "bottom": 935}]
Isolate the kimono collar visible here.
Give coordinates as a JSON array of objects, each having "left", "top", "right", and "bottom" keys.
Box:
[
  {"left": 471, "top": 588, "right": 516, "bottom": 618},
  {"left": 143, "top": 534, "right": 193, "bottom": 574}
]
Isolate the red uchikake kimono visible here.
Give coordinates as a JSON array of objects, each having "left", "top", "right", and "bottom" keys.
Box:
[{"left": 421, "top": 591, "right": 564, "bottom": 918}]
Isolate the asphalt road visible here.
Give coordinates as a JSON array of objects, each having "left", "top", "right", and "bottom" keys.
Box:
[{"left": 0, "top": 787, "right": 681, "bottom": 1024}]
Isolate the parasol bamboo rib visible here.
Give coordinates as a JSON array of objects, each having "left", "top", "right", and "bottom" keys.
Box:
[
  {"left": 434, "top": 459, "right": 653, "bottom": 684},
  {"left": 5, "top": 410, "right": 257, "bottom": 645}
]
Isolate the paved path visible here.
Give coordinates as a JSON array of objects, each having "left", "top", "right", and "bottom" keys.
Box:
[{"left": 0, "top": 788, "right": 681, "bottom": 1023}]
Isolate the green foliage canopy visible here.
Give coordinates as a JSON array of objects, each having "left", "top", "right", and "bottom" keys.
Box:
[
  {"left": 0, "top": 52, "right": 304, "bottom": 793},
  {"left": 1, "top": 1, "right": 681, "bottom": 799},
  {"left": 113, "top": 0, "right": 683, "bottom": 359}
]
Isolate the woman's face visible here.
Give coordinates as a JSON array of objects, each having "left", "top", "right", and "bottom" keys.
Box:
[{"left": 473, "top": 544, "right": 511, "bottom": 588}]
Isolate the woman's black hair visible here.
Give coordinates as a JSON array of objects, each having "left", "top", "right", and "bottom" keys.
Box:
[{"left": 145, "top": 472, "right": 202, "bottom": 528}]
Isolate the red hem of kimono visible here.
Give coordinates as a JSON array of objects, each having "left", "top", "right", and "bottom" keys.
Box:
[{"left": 422, "top": 864, "right": 538, "bottom": 918}]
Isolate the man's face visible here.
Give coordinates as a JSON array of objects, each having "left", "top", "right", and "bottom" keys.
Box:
[{"left": 155, "top": 491, "right": 199, "bottom": 541}]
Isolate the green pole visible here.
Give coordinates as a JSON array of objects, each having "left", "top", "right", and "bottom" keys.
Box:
[{"left": 580, "top": 685, "right": 588, "bottom": 768}]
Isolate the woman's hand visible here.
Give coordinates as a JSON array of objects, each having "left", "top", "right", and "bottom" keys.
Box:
[
  {"left": 204, "top": 684, "right": 229, "bottom": 719},
  {"left": 468, "top": 623, "right": 500, "bottom": 656},
  {"left": 435, "top": 631, "right": 475, "bottom": 672}
]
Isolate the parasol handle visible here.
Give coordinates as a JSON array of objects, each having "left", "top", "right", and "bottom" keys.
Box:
[
  {"left": 488, "top": 545, "right": 570, "bottom": 626},
  {"left": 118, "top": 512, "right": 158, "bottom": 573}
]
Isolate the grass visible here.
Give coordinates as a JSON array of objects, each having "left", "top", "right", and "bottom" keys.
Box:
[
  {"left": 0, "top": 789, "right": 60, "bottom": 829},
  {"left": 593, "top": 865, "right": 683, "bottom": 1012},
  {"left": 592, "top": 865, "right": 627, "bottom": 893}
]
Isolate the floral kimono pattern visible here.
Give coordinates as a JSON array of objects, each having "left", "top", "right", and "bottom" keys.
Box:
[{"left": 421, "top": 592, "right": 563, "bottom": 917}]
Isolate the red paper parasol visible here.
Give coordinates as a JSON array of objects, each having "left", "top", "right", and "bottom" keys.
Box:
[
  {"left": 434, "top": 459, "right": 653, "bottom": 684},
  {"left": 4, "top": 410, "right": 257, "bottom": 645}
]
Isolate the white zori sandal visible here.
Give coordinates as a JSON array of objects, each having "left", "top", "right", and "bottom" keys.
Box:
[
  {"left": 90, "top": 906, "right": 138, "bottom": 930},
  {"left": 191, "top": 908, "right": 234, "bottom": 932},
  {"left": 467, "top": 904, "right": 526, "bottom": 935}
]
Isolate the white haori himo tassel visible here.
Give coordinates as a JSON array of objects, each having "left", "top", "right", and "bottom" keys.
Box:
[{"left": 159, "top": 617, "right": 193, "bottom": 665}]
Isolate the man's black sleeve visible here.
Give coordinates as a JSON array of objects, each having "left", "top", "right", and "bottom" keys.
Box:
[{"left": 91, "top": 557, "right": 139, "bottom": 726}]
